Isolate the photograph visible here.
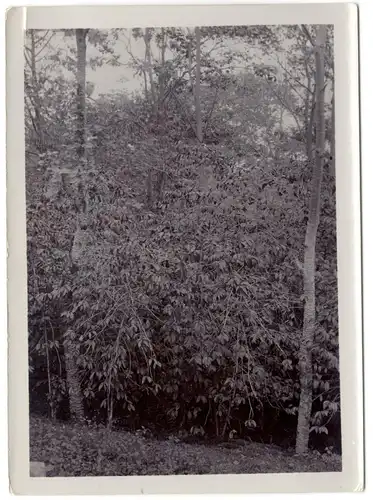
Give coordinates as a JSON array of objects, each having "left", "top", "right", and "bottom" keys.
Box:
[
  {"left": 7, "top": 2, "right": 363, "bottom": 494},
  {"left": 25, "top": 22, "right": 341, "bottom": 477}
]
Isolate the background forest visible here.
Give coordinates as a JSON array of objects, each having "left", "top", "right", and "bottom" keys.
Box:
[{"left": 26, "top": 25, "right": 340, "bottom": 476}]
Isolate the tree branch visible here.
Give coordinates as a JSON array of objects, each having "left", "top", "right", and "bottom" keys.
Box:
[
  {"left": 34, "top": 32, "right": 55, "bottom": 59},
  {"left": 203, "top": 86, "right": 220, "bottom": 133},
  {"left": 276, "top": 55, "right": 312, "bottom": 96},
  {"left": 269, "top": 86, "right": 303, "bottom": 136},
  {"left": 300, "top": 25, "right": 315, "bottom": 46},
  {"left": 169, "top": 87, "right": 200, "bottom": 142}
]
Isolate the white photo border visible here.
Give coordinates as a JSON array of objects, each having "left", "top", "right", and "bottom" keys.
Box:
[{"left": 7, "top": 3, "right": 363, "bottom": 494}]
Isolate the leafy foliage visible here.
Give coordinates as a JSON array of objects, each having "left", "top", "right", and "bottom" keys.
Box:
[{"left": 26, "top": 25, "right": 339, "bottom": 458}]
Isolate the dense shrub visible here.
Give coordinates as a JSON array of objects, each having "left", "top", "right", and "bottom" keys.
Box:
[
  {"left": 26, "top": 25, "right": 339, "bottom": 453},
  {"left": 27, "top": 94, "right": 339, "bottom": 450}
]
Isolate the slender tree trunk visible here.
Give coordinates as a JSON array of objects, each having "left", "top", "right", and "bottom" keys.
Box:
[
  {"left": 64, "top": 339, "right": 85, "bottom": 422},
  {"left": 304, "top": 56, "right": 312, "bottom": 137},
  {"left": 30, "top": 32, "right": 43, "bottom": 143},
  {"left": 143, "top": 70, "right": 149, "bottom": 100},
  {"left": 75, "top": 29, "right": 89, "bottom": 213},
  {"left": 44, "top": 324, "right": 55, "bottom": 421},
  {"left": 62, "top": 29, "right": 89, "bottom": 424},
  {"left": 296, "top": 25, "right": 327, "bottom": 455},
  {"left": 304, "top": 79, "right": 310, "bottom": 135},
  {"left": 144, "top": 29, "right": 155, "bottom": 206},
  {"left": 144, "top": 28, "right": 157, "bottom": 112},
  {"left": 141, "top": 31, "right": 149, "bottom": 100},
  {"left": 28, "top": 31, "right": 46, "bottom": 154},
  {"left": 331, "top": 89, "right": 335, "bottom": 176},
  {"left": 279, "top": 100, "right": 284, "bottom": 133},
  {"left": 158, "top": 28, "right": 166, "bottom": 111},
  {"left": 155, "top": 29, "right": 168, "bottom": 203},
  {"left": 194, "top": 27, "right": 203, "bottom": 143},
  {"left": 75, "top": 29, "right": 88, "bottom": 160},
  {"left": 304, "top": 55, "right": 317, "bottom": 161},
  {"left": 306, "top": 85, "right": 316, "bottom": 160},
  {"left": 280, "top": 59, "right": 287, "bottom": 133},
  {"left": 187, "top": 29, "right": 194, "bottom": 95},
  {"left": 67, "top": 213, "right": 89, "bottom": 424}
]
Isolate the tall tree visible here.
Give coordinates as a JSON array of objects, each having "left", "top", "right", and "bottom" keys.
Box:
[
  {"left": 330, "top": 81, "right": 335, "bottom": 175},
  {"left": 194, "top": 27, "right": 203, "bottom": 143},
  {"left": 158, "top": 28, "right": 167, "bottom": 110},
  {"left": 303, "top": 50, "right": 316, "bottom": 160},
  {"left": 63, "top": 28, "right": 90, "bottom": 423},
  {"left": 296, "top": 25, "right": 327, "bottom": 455},
  {"left": 75, "top": 29, "right": 89, "bottom": 160},
  {"left": 144, "top": 28, "right": 157, "bottom": 112}
]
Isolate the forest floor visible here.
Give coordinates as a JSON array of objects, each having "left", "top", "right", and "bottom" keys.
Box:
[{"left": 30, "top": 415, "right": 341, "bottom": 476}]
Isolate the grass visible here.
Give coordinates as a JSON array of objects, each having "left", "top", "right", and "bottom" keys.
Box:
[{"left": 29, "top": 415, "right": 342, "bottom": 476}]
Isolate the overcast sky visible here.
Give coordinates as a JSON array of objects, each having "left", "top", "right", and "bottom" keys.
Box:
[
  {"left": 47, "top": 29, "right": 285, "bottom": 98},
  {"left": 29, "top": 27, "right": 332, "bottom": 135},
  {"left": 87, "top": 33, "right": 144, "bottom": 96}
]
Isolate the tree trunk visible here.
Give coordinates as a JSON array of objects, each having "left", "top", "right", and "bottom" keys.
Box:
[
  {"left": 296, "top": 25, "right": 326, "bottom": 455},
  {"left": 158, "top": 28, "right": 166, "bottom": 111},
  {"left": 304, "top": 77, "right": 310, "bottom": 136},
  {"left": 303, "top": 53, "right": 317, "bottom": 161},
  {"left": 187, "top": 29, "right": 194, "bottom": 95},
  {"left": 75, "top": 29, "right": 88, "bottom": 160},
  {"left": 194, "top": 27, "right": 203, "bottom": 143},
  {"left": 280, "top": 59, "right": 287, "bottom": 133},
  {"left": 44, "top": 324, "right": 54, "bottom": 420},
  {"left": 62, "top": 29, "right": 89, "bottom": 424},
  {"left": 143, "top": 29, "right": 156, "bottom": 206},
  {"left": 143, "top": 69, "right": 149, "bottom": 100},
  {"left": 144, "top": 28, "right": 157, "bottom": 112},
  {"left": 75, "top": 29, "right": 89, "bottom": 213},
  {"left": 30, "top": 32, "right": 45, "bottom": 150},
  {"left": 64, "top": 339, "right": 85, "bottom": 422},
  {"left": 306, "top": 85, "right": 316, "bottom": 161},
  {"left": 25, "top": 31, "right": 47, "bottom": 157},
  {"left": 331, "top": 89, "right": 335, "bottom": 176},
  {"left": 66, "top": 225, "right": 89, "bottom": 423},
  {"left": 141, "top": 31, "right": 149, "bottom": 100}
]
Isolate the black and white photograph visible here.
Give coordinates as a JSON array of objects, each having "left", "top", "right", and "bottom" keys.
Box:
[{"left": 7, "top": 3, "right": 363, "bottom": 494}]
